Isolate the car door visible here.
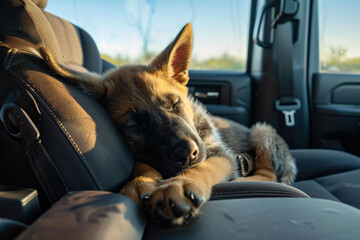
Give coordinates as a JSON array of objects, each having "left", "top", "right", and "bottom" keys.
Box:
[
  {"left": 188, "top": 70, "right": 251, "bottom": 126},
  {"left": 308, "top": 0, "right": 360, "bottom": 156}
]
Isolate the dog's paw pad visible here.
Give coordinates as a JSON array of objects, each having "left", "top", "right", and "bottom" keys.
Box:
[{"left": 169, "top": 199, "right": 191, "bottom": 218}]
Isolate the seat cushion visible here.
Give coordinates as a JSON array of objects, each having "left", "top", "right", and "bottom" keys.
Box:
[
  {"left": 292, "top": 149, "right": 360, "bottom": 181},
  {"left": 292, "top": 149, "right": 360, "bottom": 208}
]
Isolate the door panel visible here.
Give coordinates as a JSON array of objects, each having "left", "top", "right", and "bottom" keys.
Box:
[
  {"left": 188, "top": 70, "right": 251, "bottom": 127},
  {"left": 311, "top": 73, "right": 360, "bottom": 155}
]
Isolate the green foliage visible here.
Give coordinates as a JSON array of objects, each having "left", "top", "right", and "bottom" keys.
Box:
[
  {"left": 321, "top": 46, "right": 360, "bottom": 73},
  {"left": 191, "top": 53, "right": 245, "bottom": 71},
  {"left": 100, "top": 52, "right": 246, "bottom": 71},
  {"left": 100, "top": 53, "right": 131, "bottom": 66}
]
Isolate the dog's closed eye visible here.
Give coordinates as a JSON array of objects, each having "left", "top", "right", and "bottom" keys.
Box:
[{"left": 164, "top": 94, "right": 182, "bottom": 112}]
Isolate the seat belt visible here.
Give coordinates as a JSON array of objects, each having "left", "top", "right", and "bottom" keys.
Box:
[
  {"left": 273, "top": 21, "right": 301, "bottom": 127},
  {"left": 0, "top": 102, "right": 68, "bottom": 204},
  {"left": 255, "top": 0, "right": 300, "bottom": 147},
  {"left": 272, "top": 1, "right": 301, "bottom": 148}
]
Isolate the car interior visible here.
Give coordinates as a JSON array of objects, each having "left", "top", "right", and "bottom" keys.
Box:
[{"left": 1, "top": 0, "right": 360, "bottom": 239}]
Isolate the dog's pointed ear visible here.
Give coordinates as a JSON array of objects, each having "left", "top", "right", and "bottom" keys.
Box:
[{"left": 151, "top": 23, "right": 193, "bottom": 85}]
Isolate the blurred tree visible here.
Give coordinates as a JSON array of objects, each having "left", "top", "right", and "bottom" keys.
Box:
[
  {"left": 125, "top": 0, "right": 156, "bottom": 60},
  {"left": 101, "top": 52, "right": 245, "bottom": 71},
  {"left": 321, "top": 45, "right": 347, "bottom": 72},
  {"left": 321, "top": 46, "right": 360, "bottom": 73}
]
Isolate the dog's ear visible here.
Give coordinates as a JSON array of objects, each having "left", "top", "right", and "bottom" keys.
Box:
[{"left": 151, "top": 23, "right": 193, "bottom": 85}]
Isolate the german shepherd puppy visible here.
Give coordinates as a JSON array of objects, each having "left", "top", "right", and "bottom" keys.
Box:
[{"left": 40, "top": 23, "right": 296, "bottom": 225}]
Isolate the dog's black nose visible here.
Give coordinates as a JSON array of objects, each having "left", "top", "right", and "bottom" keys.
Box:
[
  {"left": 189, "top": 140, "right": 199, "bottom": 162},
  {"left": 172, "top": 140, "right": 199, "bottom": 167}
]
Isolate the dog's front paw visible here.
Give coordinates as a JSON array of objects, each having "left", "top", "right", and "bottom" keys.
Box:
[
  {"left": 120, "top": 177, "right": 157, "bottom": 205},
  {"left": 144, "top": 177, "right": 209, "bottom": 225}
]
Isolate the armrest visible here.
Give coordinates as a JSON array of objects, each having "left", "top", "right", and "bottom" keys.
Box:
[
  {"left": 15, "top": 190, "right": 360, "bottom": 240},
  {"left": 0, "top": 186, "right": 40, "bottom": 224},
  {"left": 144, "top": 198, "right": 360, "bottom": 240},
  {"left": 16, "top": 191, "right": 147, "bottom": 240}
]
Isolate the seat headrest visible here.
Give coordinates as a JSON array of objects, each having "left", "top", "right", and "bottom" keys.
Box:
[
  {"left": 0, "top": 0, "right": 63, "bottom": 63},
  {"left": 32, "top": 0, "right": 48, "bottom": 9},
  {"left": 0, "top": 0, "right": 102, "bottom": 74},
  {"left": 2, "top": 0, "right": 48, "bottom": 9}
]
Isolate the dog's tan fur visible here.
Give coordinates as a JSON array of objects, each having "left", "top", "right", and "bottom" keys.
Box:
[{"left": 39, "top": 23, "right": 296, "bottom": 225}]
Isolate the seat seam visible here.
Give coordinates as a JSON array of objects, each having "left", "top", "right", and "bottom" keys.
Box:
[
  {"left": 212, "top": 189, "right": 307, "bottom": 198},
  {"left": 4, "top": 49, "right": 103, "bottom": 190},
  {"left": 312, "top": 179, "right": 340, "bottom": 202}
]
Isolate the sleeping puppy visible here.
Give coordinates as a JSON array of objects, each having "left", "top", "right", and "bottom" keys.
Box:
[{"left": 40, "top": 23, "right": 296, "bottom": 225}]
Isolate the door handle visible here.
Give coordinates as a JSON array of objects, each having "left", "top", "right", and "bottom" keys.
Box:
[{"left": 194, "top": 91, "right": 220, "bottom": 99}]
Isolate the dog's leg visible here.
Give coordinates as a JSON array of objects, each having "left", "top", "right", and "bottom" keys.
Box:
[
  {"left": 119, "top": 161, "right": 163, "bottom": 204},
  {"left": 143, "top": 156, "right": 233, "bottom": 225},
  {"left": 235, "top": 156, "right": 277, "bottom": 182},
  {"left": 235, "top": 123, "right": 296, "bottom": 183}
]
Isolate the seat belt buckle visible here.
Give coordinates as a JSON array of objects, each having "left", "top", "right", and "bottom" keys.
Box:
[
  {"left": 0, "top": 103, "right": 40, "bottom": 150},
  {"left": 275, "top": 99, "right": 301, "bottom": 127}
]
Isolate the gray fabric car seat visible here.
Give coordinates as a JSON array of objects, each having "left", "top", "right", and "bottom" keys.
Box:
[
  {"left": 292, "top": 149, "right": 360, "bottom": 209},
  {"left": 1, "top": 0, "right": 360, "bottom": 214}
]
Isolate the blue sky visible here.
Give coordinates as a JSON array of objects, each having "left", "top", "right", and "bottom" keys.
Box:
[
  {"left": 46, "top": 0, "right": 360, "bottom": 62},
  {"left": 46, "top": 0, "right": 251, "bottom": 61},
  {"left": 319, "top": 0, "right": 360, "bottom": 58}
]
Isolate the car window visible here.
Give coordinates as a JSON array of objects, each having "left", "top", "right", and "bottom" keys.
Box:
[
  {"left": 318, "top": 0, "right": 360, "bottom": 73},
  {"left": 46, "top": 0, "right": 251, "bottom": 71}
]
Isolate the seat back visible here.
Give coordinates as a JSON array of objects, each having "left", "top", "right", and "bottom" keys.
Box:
[{"left": 0, "top": 0, "right": 134, "bottom": 208}]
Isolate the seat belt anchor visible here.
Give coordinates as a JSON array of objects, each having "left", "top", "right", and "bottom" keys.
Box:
[{"left": 275, "top": 99, "right": 301, "bottom": 127}]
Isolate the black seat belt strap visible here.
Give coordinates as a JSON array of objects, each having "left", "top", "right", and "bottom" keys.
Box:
[
  {"left": 255, "top": 0, "right": 300, "bottom": 128},
  {"left": 274, "top": 21, "right": 301, "bottom": 127},
  {"left": 1, "top": 103, "right": 68, "bottom": 204}
]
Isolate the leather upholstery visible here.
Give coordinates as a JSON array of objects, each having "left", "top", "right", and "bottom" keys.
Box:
[
  {"left": 0, "top": 46, "right": 135, "bottom": 206},
  {"left": 0, "top": 0, "right": 102, "bottom": 74},
  {"left": 211, "top": 181, "right": 309, "bottom": 200},
  {"left": 0, "top": 0, "right": 134, "bottom": 208},
  {"left": 16, "top": 191, "right": 147, "bottom": 240},
  {"left": 32, "top": 0, "right": 47, "bottom": 9},
  {"left": 144, "top": 197, "right": 360, "bottom": 240},
  {"left": 0, "top": 218, "right": 27, "bottom": 240}
]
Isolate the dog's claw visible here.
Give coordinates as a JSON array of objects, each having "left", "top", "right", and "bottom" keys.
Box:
[
  {"left": 169, "top": 199, "right": 175, "bottom": 208},
  {"left": 187, "top": 191, "right": 205, "bottom": 207},
  {"left": 188, "top": 191, "right": 195, "bottom": 201},
  {"left": 141, "top": 194, "right": 151, "bottom": 201}
]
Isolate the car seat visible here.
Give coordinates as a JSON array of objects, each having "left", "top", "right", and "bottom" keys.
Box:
[{"left": 1, "top": 0, "right": 360, "bottom": 239}]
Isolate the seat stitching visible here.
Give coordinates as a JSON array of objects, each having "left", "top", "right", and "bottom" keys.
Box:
[{"left": 212, "top": 190, "right": 308, "bottom": 198}]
